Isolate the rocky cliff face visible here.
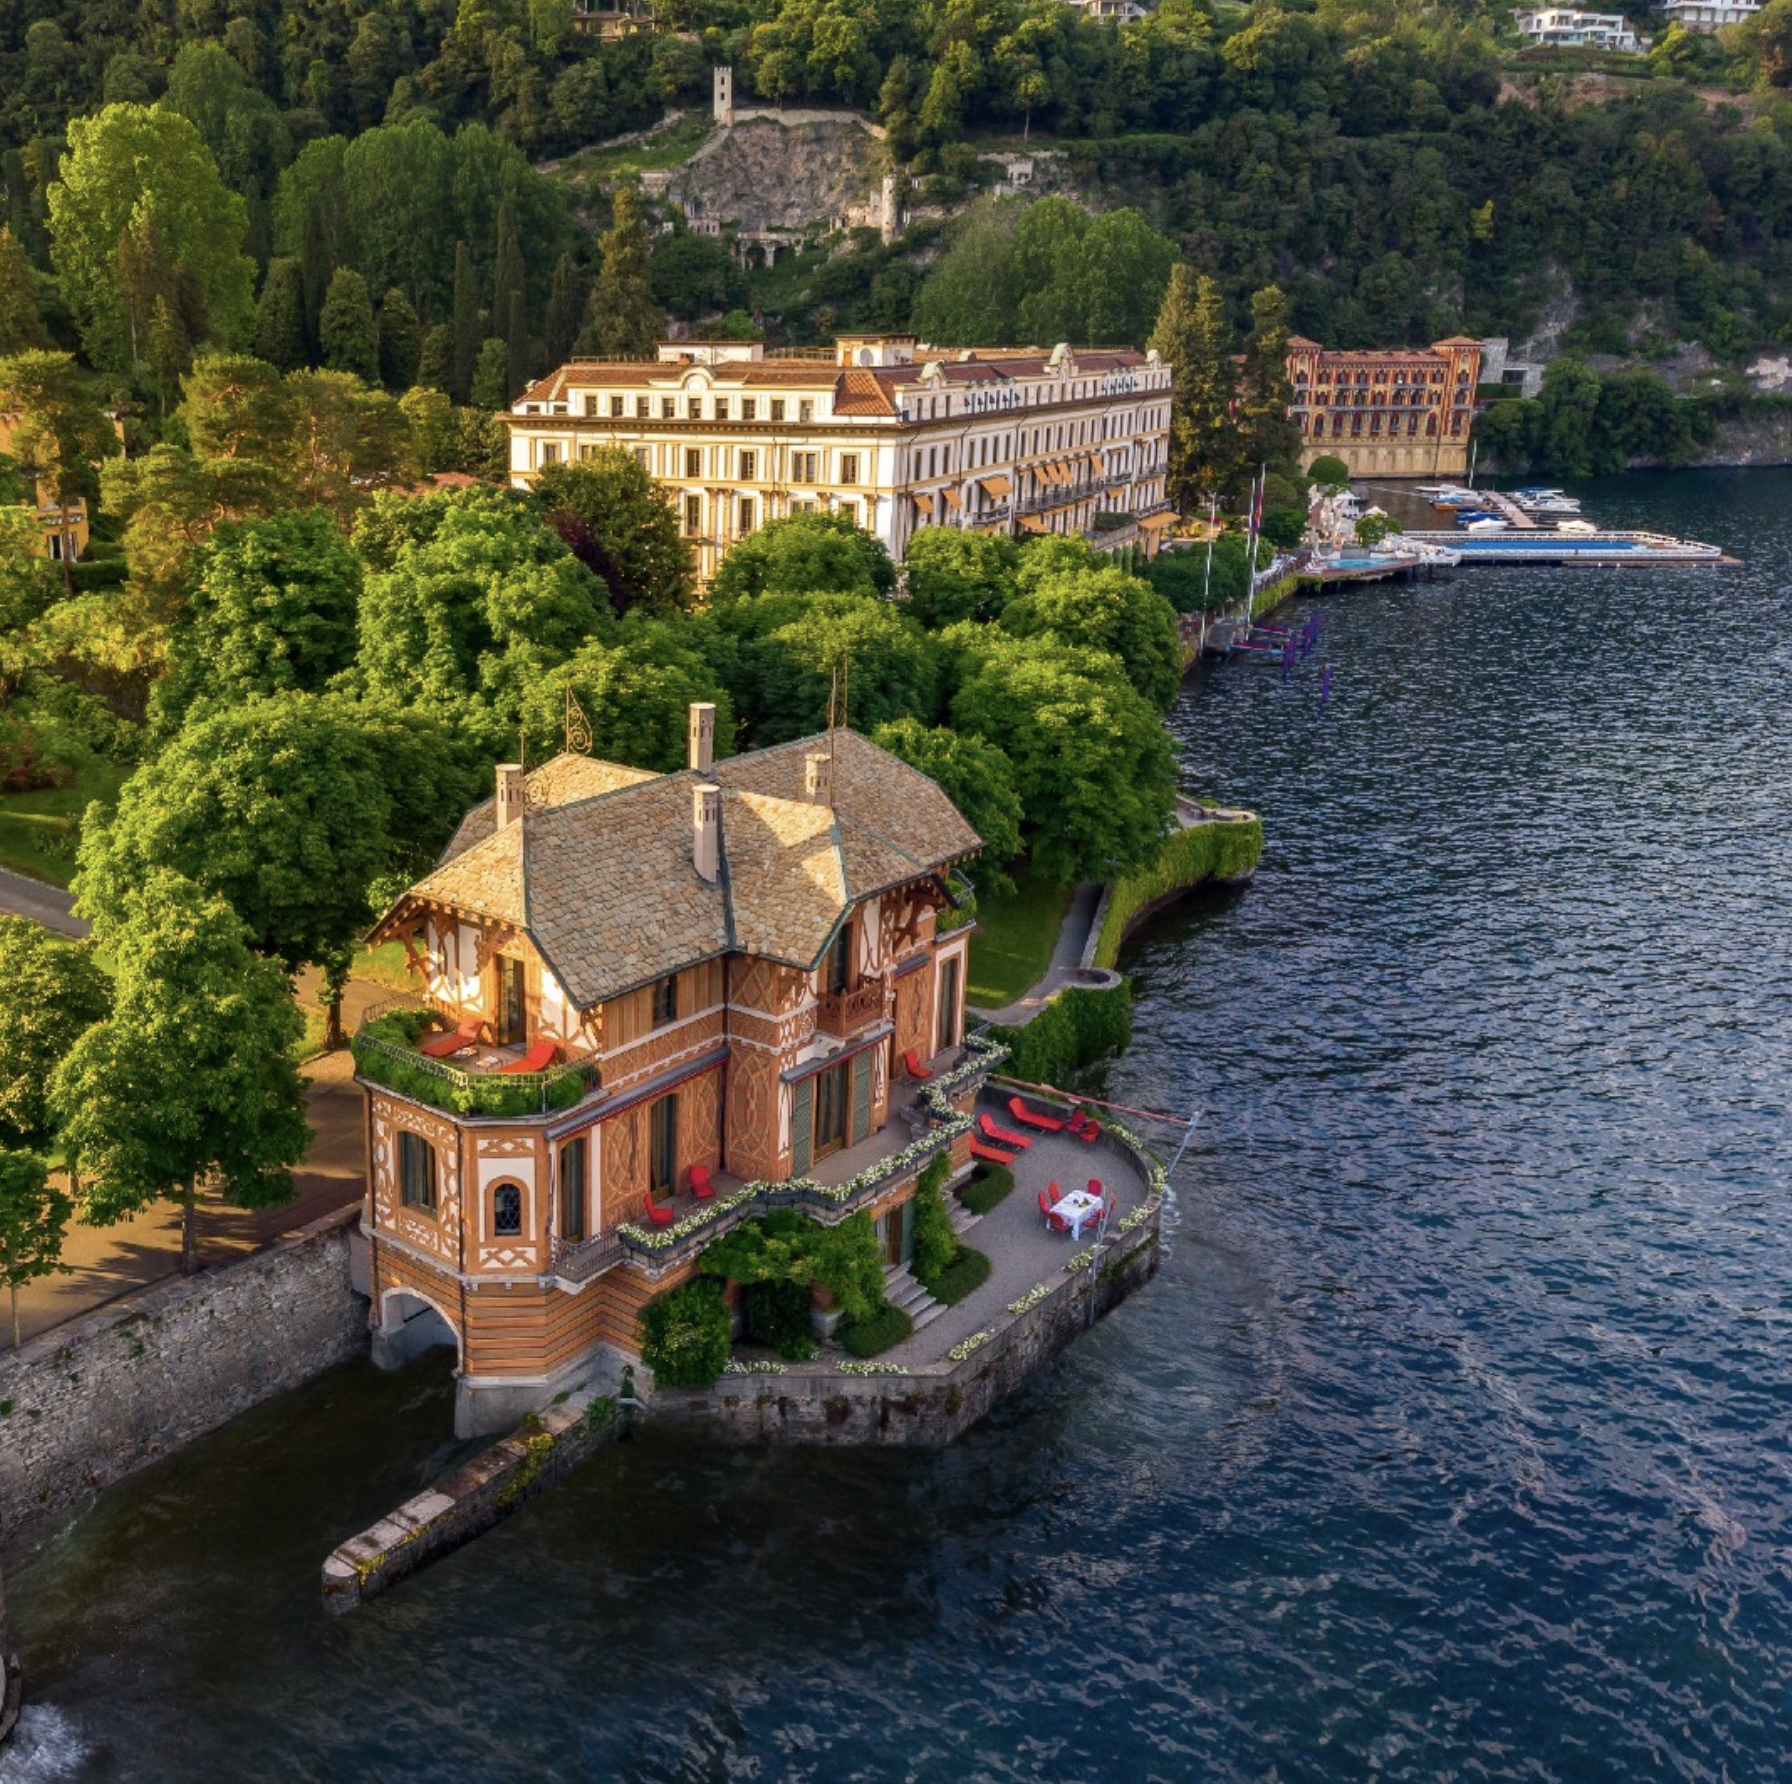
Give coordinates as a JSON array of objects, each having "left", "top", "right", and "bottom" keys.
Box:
[{"left": 660, "top": 118, "right": 885, "bottom": 234}]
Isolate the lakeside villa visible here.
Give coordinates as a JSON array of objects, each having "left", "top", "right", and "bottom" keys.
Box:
[
  {"left": 1287, "top": 335, "right": 1484, "bottom": 480},
  {"left": 356, "top": 706, "right": 1002, "bottom": 1434},
  {"left": 501, "top": 335, "right": 1178, "bottom": 582}
]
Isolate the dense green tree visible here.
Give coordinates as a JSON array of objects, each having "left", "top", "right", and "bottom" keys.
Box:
[
  {"left": 53, "top": 870, "right": 309, "bottom": 1275},
  {"left": 721, "top": 588, "right": 936, "bottom": 746},
  {"left": 162, "top": 41, "right": 292, "bottom": 258},
  {"left": 952, "top": 633, "right": 1175, "bottom": 884},
  {"left": 47, "top": 104, "right": 256, "bottom": 374},
  {"left": 1001, "top": 565, "right": 1183, "bottom": 710},
  {"left": 255, "top": 258, "right": 311, "bottom": 372},
  {"left": 1150, "top": 266, "right": 1241, "bottom": 507},
  {"left": 0, "top": 918, "right": 112, "bottom": 1153},
  {"left": 544, "top": 250, "right": 584, "bottom": 365},
  {"left": 709, "top": 511, "right": 896, "bottom": 605},
  {"left": 0, "top": 1151, "right": 71, "bottom": 1348},
  {"left": 319, "top": 268, "right": 381, "bottom": 384},
  {"left": 586, "top": 187, "right": 662, "bottom": 357},
  {"left": 416, "top": 323, "right": 456, "bottom": 397},
  {"left": 154, "top": 512, "right": 363, "bottom": 732},
  {"left": 533, "top": 453, "right": 696, "bottom": 617},
  {"left": 1237, "top": 284, "right": 1303, "bottom": 481},
  {"left": 869, "top": 717, "right": 1023, "bottom": 890},
  {"left": 378, "top": 288, "right": 423, "bottom": 391},
  {"left": 902, "top": 528, "right": 1020, "bottom": 629},
  {"left": 354, "top": 487, "right": 610, "bottom": 729},
  {"left": 0, "top": 228, "right": 50, "bottom": 356},
  {"left": 649, "top": 232, "right": 745, "bottom": 322},
  {"left": 471, "top": 336, "right": 512, "bottom": 408},
  {"left": 519, "top": 618, "right": 735, "bottom": 772},
  {"left": 451, "top": 240, "right": 481, "bottom": 405},
  {"left": 492, "top": 193, "right": 527, "bottom": 346}
]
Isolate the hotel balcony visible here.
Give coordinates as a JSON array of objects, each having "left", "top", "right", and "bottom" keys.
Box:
[
  {"left": 816, "top": 974, "right": 889, "bottom": 1040},
  {"left": 351, "top": 998, "right": 601, "bottom": 1118}
]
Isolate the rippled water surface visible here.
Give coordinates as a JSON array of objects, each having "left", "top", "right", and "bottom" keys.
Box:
[{"left": 6, "top": 470, "right": 1791, "bottom": 1783}]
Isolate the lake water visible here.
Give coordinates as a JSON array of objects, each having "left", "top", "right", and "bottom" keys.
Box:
[{"left": 5, "top": 469, "right": 1790, "bottom": 1782}]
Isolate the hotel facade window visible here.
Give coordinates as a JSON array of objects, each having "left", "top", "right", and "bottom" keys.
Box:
[
  {"left": 399, "top": 1131, "right": 437, "bottom": 1211},
  {"left": 504, "top": 336, "right": 1176, "bottom": 583}
]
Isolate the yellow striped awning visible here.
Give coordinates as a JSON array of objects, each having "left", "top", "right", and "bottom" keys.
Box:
[
  {"left": 980, "top": 475, "right": 1013, "bottom": 500},
  {"left": 1139, "top": 511, "right": 1179, "bottom": 531},
  {"left": 1019, "top": 516, "right": 1051, "bottom": 534},
  {"left": 941, "top": 486, "right": 961, "bottom": 510},
  {"left": 912, "top": 491, "right": 935, "bottom": 517}
]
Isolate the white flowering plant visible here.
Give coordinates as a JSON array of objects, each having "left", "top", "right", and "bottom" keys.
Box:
[
  {"left": 1006, "top": 1281, "right": 1054, "bottom": 1317},
  {"left": 948, "top": 1329, "right": 993, "bottom": 1362},
  {"left": 837, "top": 1360, "right": 907, "bottom": 1377}
]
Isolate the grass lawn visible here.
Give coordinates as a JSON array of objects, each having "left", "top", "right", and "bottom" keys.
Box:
[
  {"left": 966, "top": 867, "right": 1072, "bottom": 1009},
  {"left": 355, "top": 938, "right": 419, "bottom": 993},
  {"left": 553, "top": 111, "right": 714, "bottom": 184},
  {"left": 0, "top": 760, "right": 128, "bottom": 888}
]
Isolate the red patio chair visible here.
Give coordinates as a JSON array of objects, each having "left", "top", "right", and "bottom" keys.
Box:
[
  {"left": 419, "top": 1017, "right": 481, "bottom": 1059},
  {"left": 1009, "top": 1096, "right": 1066, "bottom": 1133},
  {"left": 498, "top": 1037, "right": 557, "bottom": 1075},
  {"left": 1038, "top": 1185, "right": 1070, "bottom": 1233},
  {"left": 970, "top": 1138, "right": 1018, "bottom": 1167},
  {"left": 977, "top": 1112, "right": 1033, "bottom": 1150},
  {"left": 688, "top": 1163, "right": 716, "bottom": 1200},
  {"left": 903, "top": 1049, "right": 933, "bottom": 1081},
  {"left": 1088, "top": 1179, "right": 1104, "bottom": 1200},
  {"left": 642, "top": 1188, "right": 674, "bottom": 1227},
  {"left": 1068, "top": 1109, "right": 1103, "bottom": 1144}
]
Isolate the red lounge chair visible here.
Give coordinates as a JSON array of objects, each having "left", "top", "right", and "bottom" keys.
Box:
[
  {"left": 498, "top": 1038, "right": 558, "bottom": 1075},
  {"left": 1038, "top": 1186, "right": 1070, "bottom": 1233},
  {"left": 970, "top": 1139, "right": 1018, "bottom": 1167},
  {"left": 977, "top": 1112, "right": 1033, "bottom": 1150},
  {"left": 642, "top": 1188, "right": 674, "bottom": 1227},
  {"left": 903, "top": 1049, "right": 933, "bottom": 1081},
  {"left": 688, "top": 1163, "right": 716, "bottom": 1200},
  {"left": 419, "top": 1018, "right": 480, "bottom": 1059},
  {"left": 1009, "top": 1096, "right": 1066, "bottom": 1133}
]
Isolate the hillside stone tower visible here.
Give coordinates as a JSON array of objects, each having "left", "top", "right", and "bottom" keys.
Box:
[{"left": 713, "top": 66, "right": 734, "bottom": 127}]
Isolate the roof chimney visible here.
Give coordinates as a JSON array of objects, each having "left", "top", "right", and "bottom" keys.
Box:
[
  {"left": 688, "top": 701, "right": 715, "bottom": 774},
  {"left": 496, "top": 763, "right": 526, "bottom": 830},
  {"left": 804, "top": 751, "right": 833, "bottom": 809},
  {"left": 693, "top": 782, "right": 720, "bottom": 883}
]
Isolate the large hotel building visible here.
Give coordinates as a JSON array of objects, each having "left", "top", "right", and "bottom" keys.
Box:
[
  {"left": 503, "top": 335, "right": 1176, "bottom": 581},
  {"left": 1287, "top": 335, "right": 1484, "bottom": 480}
]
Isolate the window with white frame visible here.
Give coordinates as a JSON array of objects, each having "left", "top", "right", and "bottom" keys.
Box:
[{"left": 840, "top": 452, "right": 860, "bottom": 484}]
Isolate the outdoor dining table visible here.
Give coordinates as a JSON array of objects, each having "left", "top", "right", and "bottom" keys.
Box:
[{"left": 1050, "top": 1187, "right": 1104, "bottom": 1242}]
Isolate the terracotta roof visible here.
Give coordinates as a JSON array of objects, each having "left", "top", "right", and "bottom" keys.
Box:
[{"left": 379, "top": 730, "right": 980, "bottom": 1009}]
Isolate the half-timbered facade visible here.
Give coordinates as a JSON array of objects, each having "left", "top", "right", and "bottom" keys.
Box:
[{"left": 355, "top": 708, "right": 989, "bottom": 1434}]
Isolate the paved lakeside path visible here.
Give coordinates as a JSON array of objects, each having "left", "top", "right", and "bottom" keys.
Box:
[
  {"left": 0, "top": 866, "right": 85, "bottom": 938},
  {"left": 968, "top": 881, "right": 1103, "bottom": 1028}
]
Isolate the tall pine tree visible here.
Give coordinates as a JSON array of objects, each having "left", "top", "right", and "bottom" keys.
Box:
[
  {"left": 416, "top": 322, "right": 454, "bottom": 395},
  {"left": 1151, "top": 269, "right": 1242, "bottom": 505},
  {"left": 584, "top": 188, "right": 661, "bottom": 358},
  {"left": 492, "top": 194, "right": 526, "bottom": 342},
  {"left": 0, "top": 227, "right": 50, "bottom": 355},
  {"left": 450, "top": 240, "right": 480, "bottom": 404},
  {"left": 1238, "top": 284, "right": 1303, "bottom": 482},
  {"left": 505, "top": 289, "right": 530, "bottom": 399},
  {"left": 544, "top": 250, "right": 582, "bottom": 366},
  {"left": 378, "top": 287, "right": 422, "bottom": 390},
  {"left": 471, "top": 336, "right": 511, "bottom": 409},
  {"left": 255, "top": 257, "right": 309, "bottom": 371},
  {"left": 319, "top": 267, "right": 379, "bottom": 383}
]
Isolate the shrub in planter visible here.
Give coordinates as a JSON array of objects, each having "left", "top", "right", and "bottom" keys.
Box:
[
  {"left": 640, "top": 1278, "right": 732, "bottom": 1388},
  {"left": 910, "top": 1155, "right": 958, "bottom": 1287},
  {"left": 960, "top": 1163, "right": 1014, "bottom": 1216},
  {"left": 839, "top": 1302, "right": 914, "bottom": 1358},
  {"left": 743, "top": 1277, "right": 815, "bottom": 1360},
  {"left": 926, "top": 1246, "right": 991, "bottom": 1306}
]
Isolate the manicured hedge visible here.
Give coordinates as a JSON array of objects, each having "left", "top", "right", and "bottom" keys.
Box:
[
  {"left": 988, "top": 979, "right": 1133, "bottom": 1086},
  {"left": 921, "top": 1246, "right": 991, "bottom": 1306},
  {"left": 1094, "top": 817, "right": 1264, "bottom": 970},
  {"left": 641, "top": 1279, "right": 732, "bottom": 1388},
  {"left": 840, "top": 1303, "right": 915, "bottom": 1358},
  {"left": 959, "top": 1162, "right": 1014, "bottom": 1216}
]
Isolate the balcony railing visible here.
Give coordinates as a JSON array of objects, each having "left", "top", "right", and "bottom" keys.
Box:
[
  {"left": 817, "top": 974, "right": 888, "bottom": 1039},
  {"left": 351, "top": 998, "right": 601, "bottom": 1118}
]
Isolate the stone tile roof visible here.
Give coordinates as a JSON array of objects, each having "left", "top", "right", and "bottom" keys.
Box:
[{"left": 378, "top": 730, "right": 980, "bottom": 1010}]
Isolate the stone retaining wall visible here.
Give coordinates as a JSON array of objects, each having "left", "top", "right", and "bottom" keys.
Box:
[
  {"left": 650, "top": 1204, "right": 1162, "bottom": 1445},
  {"left": 322, "top": 1388, "right": 622, "bottom": 1614},
  {"left": 0, "top": 1208, "right": 368, "bottom": 1550}
]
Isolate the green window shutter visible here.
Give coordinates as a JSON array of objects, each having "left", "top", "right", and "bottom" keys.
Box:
[
  {"left": 851, "top": 1047, "right": 874, "bottom": 1145},
  {"left": 790, "top": 1076, "right": 813, "bottom": 1178}
]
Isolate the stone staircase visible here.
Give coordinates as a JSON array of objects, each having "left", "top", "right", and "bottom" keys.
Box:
[
  {"left": 947, "top": 1196, "right": 982, "bottom": 1239},
  {"left": 883, "top": 1262, "right": 946, "bottom": 1334}
]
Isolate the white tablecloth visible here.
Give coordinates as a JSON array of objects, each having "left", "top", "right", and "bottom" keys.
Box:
[{"left": 1050, "top": 1188, "right": 1102, "bottom": 1241}]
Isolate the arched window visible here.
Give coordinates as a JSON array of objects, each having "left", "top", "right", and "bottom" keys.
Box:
[
  {"left": 493, "top": 1182, "right": 523, "bottom": 1238},
  {"left": 1426, "top": 415, "right": 1438, "bottom": 436}
]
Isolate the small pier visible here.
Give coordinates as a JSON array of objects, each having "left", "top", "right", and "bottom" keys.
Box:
[{"left": 1403, "top": 530, "right": 1735, "bottom": 566}]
